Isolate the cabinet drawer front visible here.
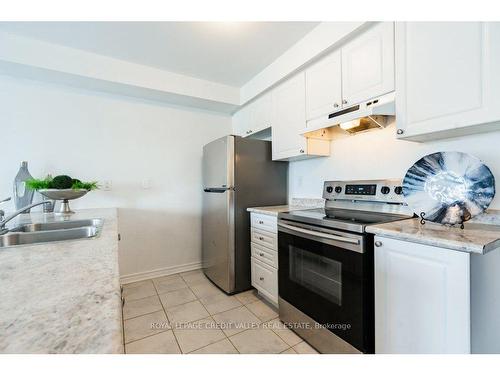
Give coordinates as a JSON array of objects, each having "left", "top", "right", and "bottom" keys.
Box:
[
  {"left": 251, "top": 213, "right": 277, "bottom": 233},
  {"left": 251, "top": 243, "right": 278, "bottom": 268},
  {"left": 251, "top": 257, "right": 278, "bottom": 303},
  {"left": 251, "top": 228, "right": 277, "bottom": 250}
]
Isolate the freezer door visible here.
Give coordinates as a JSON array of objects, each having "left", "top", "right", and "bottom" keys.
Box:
[
  {"left": 202, "top": 135, "right": 234, "bottom": 189},
  {"left": 202, "top": 136, "right": 235, "bottom": 293}
]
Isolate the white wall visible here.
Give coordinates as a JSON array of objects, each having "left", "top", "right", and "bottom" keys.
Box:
[
  {"left": 0, "top": 75, "right": 231, "bottom": 279},
  {"left": 289, "top": 121, "right": 500, "bottom": 209}
]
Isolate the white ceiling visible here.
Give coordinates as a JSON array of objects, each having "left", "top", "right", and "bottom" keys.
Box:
[{"left": 0, "top": 22, "right": 319, "bottom": 86}]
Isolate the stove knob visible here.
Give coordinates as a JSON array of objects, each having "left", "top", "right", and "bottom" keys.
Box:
[
  {"left": 381, "top": 186, "right": 390, "bottom": 194},
  {"left": 334, "top": 186, "right": 342, "bottom": 194},
  {"left": 326, "top": 186, "right": 333, "bottom": 193},
  {"left": 394, "top": 186, "right": 403, "bottom": 195}
]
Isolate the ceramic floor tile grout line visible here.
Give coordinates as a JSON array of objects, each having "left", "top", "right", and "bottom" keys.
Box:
[{"left": 122, "top": 271, "right": 294, "bottom": 354}]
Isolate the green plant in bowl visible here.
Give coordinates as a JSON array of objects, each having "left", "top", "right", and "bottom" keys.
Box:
[{"left": 26, "top": 175, "right": 99, "bottom": 191}]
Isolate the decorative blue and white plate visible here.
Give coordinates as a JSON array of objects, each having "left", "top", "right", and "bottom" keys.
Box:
[{"left": 403, "top": 151, "right": 495, "bottom": 225}]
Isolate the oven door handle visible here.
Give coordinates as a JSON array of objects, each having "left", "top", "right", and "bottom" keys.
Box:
[{"left": 278, "top": 222, "right": 360, "bottom": 245}]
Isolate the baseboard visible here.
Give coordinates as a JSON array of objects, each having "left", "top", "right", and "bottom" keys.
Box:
[{"left": 120, "top": 261, "right": 202, "bottom": 285}]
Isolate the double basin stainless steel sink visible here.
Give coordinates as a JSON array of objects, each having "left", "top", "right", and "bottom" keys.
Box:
[{"left": 0, "top": 218, "right": 103, "bottom": 248}]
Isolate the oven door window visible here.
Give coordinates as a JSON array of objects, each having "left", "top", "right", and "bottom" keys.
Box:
[
  {"left": 278, "top": 229, "right": 373, "bottom": 353},
  {"left": 289, "top": 246, "right": 342, "bottom": 306}
]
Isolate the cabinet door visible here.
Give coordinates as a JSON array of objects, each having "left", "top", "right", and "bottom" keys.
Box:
[
  {"left": 251, "top": 256, "right": 278, "bottom": 305},
  {"left": 305, "top": 50, "right": 342, "bottom": 121},
  {"left": 374, "top": 236, "right": 470, "bottom": 354},
  {"left": 232, "top": 105, "right": 251, "bottom": 137},
  {"left": 250, "top": 92, "right": 272, "bottom": 134},
  {"left": 396, "top": 22, "right": 500, "bottom": 140},
  {"left": 341, "top": 22, "right": 395, "bottom": 107},
  {"left": 271, "top": 72, "right": 308, "bottom": 160}
]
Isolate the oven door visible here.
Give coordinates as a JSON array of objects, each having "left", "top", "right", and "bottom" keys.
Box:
[{"left": 278, "top": 219, "right": 374, "bottom": 353}]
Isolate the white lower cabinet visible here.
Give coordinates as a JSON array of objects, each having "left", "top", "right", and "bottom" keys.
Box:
[
  {"left": 250, "top": 212, "right": 279, "bottom": 305},
  {"left": 251, "top": 257, "right": 278, "bottom": 304},
  {"left": 374, "top": 236, "right": 471, "bottom": 353}
]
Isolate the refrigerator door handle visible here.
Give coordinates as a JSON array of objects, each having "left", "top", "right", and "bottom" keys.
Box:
[{"left": 203, "top": 187, "right": 232, "bottom": 193}]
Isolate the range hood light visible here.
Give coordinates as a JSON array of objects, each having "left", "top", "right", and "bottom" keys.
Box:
[
  {"left": 301, "top": 92, "right": 396, "bottom": 138},
  {"left": 339, "top": 119, "right": 361, "bottom": 130}
]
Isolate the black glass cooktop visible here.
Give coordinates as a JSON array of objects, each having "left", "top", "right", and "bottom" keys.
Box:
[{"left": 278, "top": 208, "right": 411, "bottom": 233}]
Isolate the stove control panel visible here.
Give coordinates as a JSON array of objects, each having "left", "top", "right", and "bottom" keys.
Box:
[
  {"left": 323, "top": 179, "right": 405, "bottom": 204},
  {"left": 345, "top": 184, "right": 377, "bottom": 196}
]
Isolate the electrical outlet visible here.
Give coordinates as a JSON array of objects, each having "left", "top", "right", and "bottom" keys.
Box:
[
  {"left": 102, "top": 180, "right": 112, "bottom": 191},
  {"left": 141, "top": 178, "right": 152, "bottom": 189}
]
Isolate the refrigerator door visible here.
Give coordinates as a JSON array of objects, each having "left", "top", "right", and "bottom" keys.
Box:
[{"left": 202, "top": 136, "right": 235, "bottom": 293}]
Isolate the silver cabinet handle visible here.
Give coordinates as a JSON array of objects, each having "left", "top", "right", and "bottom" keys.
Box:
[
  {"left": 258, "top": 236, "right": 264, "bottom": 240},
  {"left": 299, "top": 149, "right": 305, "bottom": 154},
  {"left": 258, "top": 220, "right": 264, "bottom": 224},
  {"left": 259, "top": 252, "right": 264, "bottom": 256},
  {"left": 278, "top": 222, "right": 359, "bottom": 244},
  {"left": 374, "top": 241, "right": 383, "bottom": 247},
  {"left": 342, "top": 99, "right": 348, "bottom": 104},
  {"left": 396, "top": 129, "right": 404, "bottom": 135},
  {"left": 246, "top": 130, "right": 253, "bottom": 134},
  {"left": 259, "top": 277, "right": 264, "bottom": 281},
  {"left": 334, "top": 103, "right": 339, "bottom": 108}
]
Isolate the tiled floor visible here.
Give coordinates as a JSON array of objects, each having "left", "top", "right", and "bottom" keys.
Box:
[{"left": 121, "top": 269, "right": 319, "bottom": 354}]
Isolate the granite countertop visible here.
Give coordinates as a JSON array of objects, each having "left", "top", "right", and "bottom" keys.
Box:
[
  {"left": 247, "top": 198, "right": 324, "bottom": 217},
  {"left": 247, "top": 205, "right": 298, "bottom": 216},
  {"left": 0, "top": 208, "right": 123, "bottom": 353},
  {"left": 366, "top": 212, "right": 500, "bottom": 255}
]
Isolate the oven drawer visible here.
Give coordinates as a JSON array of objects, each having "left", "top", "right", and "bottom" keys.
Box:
[
  {"left": 251, "top": 257, "right": 278, "bottom": 304},
  {"left": 251, "top": 242, "right": 278, "bottom": 268},
  {"left": 251, "top": 213, "right": 277, "bottom": 233},
  {"left": 251, "top": 228, "right": 277, "bottom": 251}
]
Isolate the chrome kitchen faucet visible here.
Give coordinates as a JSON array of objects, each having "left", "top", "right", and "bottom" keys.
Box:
[{"left": 0, "top": 200, "right": 51, "bottom": 235}]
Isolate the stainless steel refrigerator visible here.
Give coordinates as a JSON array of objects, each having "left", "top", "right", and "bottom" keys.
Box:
[{"left": 202, "top": 135, "right": 288, "bottom": 294}]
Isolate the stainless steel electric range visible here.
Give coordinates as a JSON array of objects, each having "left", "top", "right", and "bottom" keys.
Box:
[{"left": 277, "top": 179, "right": 414, "bottom": 354}]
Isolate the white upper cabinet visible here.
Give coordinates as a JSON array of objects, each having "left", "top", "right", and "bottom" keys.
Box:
[
  {"left": 374, "top": 236, "right": 470, "bottom": 354},
  {"left": 232, "top": 105, "right": 251, "bottom": 137},
  {"left": 272, "top": 72, "right": 329, "bottom": 161},
  {"left": 341, "top": 22, "right": 395, "bottom": 107},
  {"left": 272, "top": 73, "right": 307, "bottom": 160},
  {"left": 305, "top": 50, "right": 342, "bottom": 121},
  {"left": 250, "top": 93, "right": 272, "bottom": 135},
  {"left": 395, "top": 22, "right": 500, "bottom": 141},
  {"left": 232, "top": 92, "right": 272, "bottom": 137},
  {"left": 304, "top": 22, "right": 395, "bottom": 123}
]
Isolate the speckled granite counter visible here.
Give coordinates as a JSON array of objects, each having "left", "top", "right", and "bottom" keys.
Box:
[
  {"left": 247, "top": 198, "right": 324, "bottom": 216},
  {"left": 0, "top": 208, "right": 123, "bottom": 353},
  {"left": 247, "top": 205, "right": 297, "bottom": 216},
  {"left": 366, "top": 211, "right": 500, "bottom": 255}
]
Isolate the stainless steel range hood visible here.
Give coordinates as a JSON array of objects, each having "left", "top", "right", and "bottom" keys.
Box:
[{"left": 301, "top": 92, "right": 395, "bottom": 139}]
